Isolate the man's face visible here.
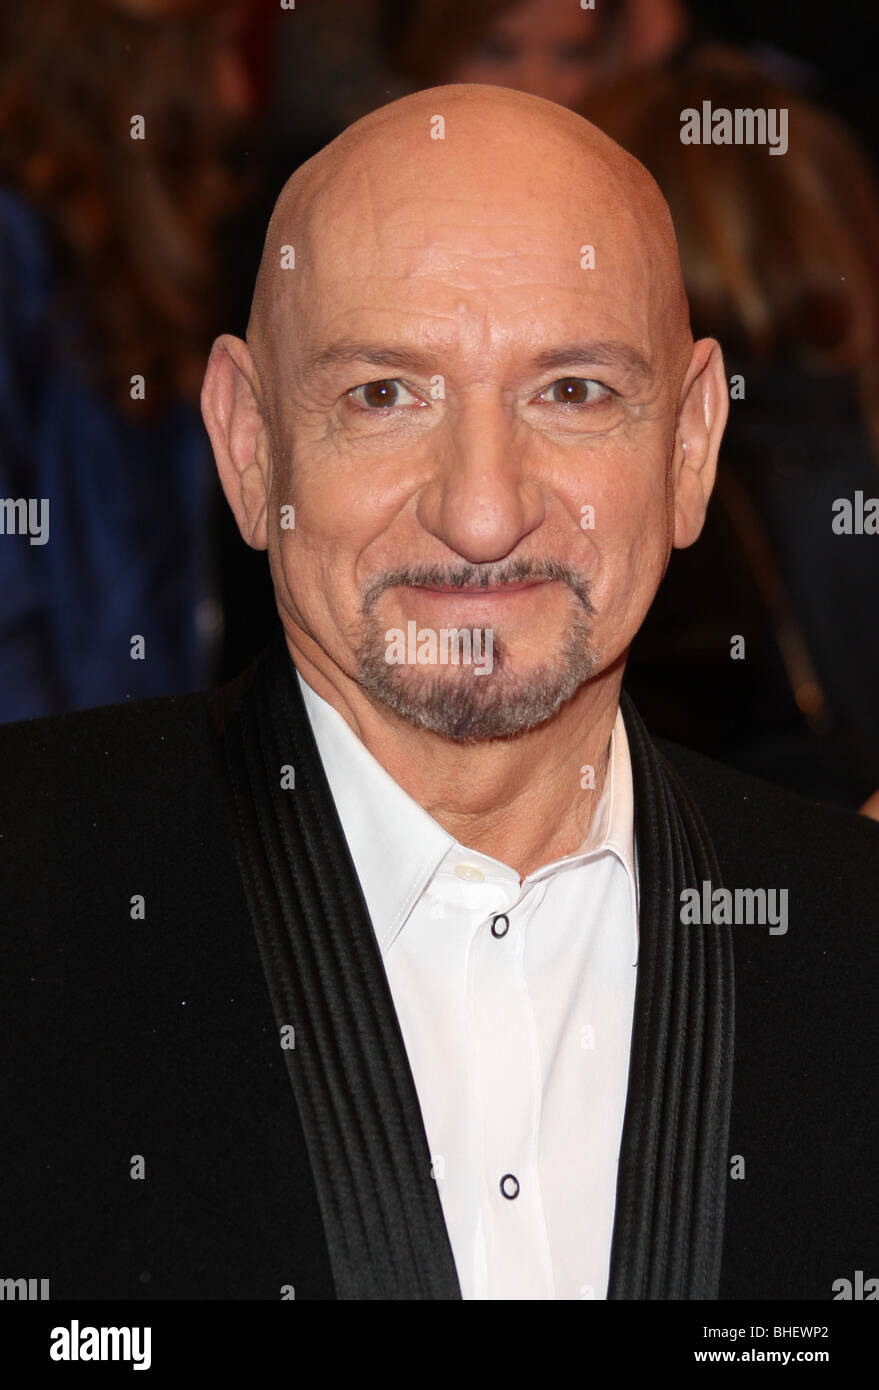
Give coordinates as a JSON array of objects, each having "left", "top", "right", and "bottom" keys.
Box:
[{"left": 255, "top": 113, "right": 689, "bottom": 742}]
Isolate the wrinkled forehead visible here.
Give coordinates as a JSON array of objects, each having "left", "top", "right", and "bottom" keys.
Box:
[{"left": 251, "top": 95, "right": 687, "bottom": 386}]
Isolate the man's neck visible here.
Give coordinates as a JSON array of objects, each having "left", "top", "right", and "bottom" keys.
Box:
[{"left": 287, "top": 636, "right": 623, "bottom": 882}]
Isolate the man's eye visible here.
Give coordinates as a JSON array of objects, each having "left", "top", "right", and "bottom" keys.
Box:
[
  {"left": 538, "top": 377, "right": 610, "bottom": 406},
  {"left": 347, "top": 379, "right": 420, "bottom": 410}
]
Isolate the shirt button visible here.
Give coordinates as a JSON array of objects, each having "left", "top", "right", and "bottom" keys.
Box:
[
  {"left": 500, "top": 1173, "right": 520, "bottom": 1200},
  {"left": 490, "top": 913, "right": 510, "bottom": 938},
  {"left": 454, "top": 864, "right": 485, "bottom": 882}
]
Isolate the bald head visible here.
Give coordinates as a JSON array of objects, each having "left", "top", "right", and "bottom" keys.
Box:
[{"left": 247, "top": 84, "right": 691, "bottom": 410}]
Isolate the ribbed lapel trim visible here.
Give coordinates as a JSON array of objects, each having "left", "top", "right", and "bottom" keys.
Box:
[{"left": 608, "top": 693, "right": 735, "bottom": 1299}]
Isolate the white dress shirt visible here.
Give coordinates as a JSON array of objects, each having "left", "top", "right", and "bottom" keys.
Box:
[{"left": 296, "top": 669, "right": 640, "bottom": 1300}]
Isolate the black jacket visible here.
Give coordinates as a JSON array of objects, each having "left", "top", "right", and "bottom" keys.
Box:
[{"left": 1, "top": 632, "right": 877, "bottom": 1300}]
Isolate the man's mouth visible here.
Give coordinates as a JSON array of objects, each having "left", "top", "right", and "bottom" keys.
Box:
[{"left": 412, "top": 578, "right": 549, "bottom": 597}]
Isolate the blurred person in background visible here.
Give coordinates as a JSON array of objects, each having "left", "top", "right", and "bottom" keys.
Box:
[
  {"left": 582, "top": 44, "right": 879, "bottom": 809},
  {"left": 0, "top": 0, "right": 254, "bottom": 721},
  {"left": 376, "top": 0, "right": 825, "bottom": 110},
  {"left": 380, "top": 0, "right": 628, "bottom": 107}
]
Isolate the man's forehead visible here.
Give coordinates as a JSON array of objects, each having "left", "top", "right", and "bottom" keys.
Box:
[
  {"left": 304, "top": 191, "right": 643, "bottom": 287},
  {"left": 270, "top": 185, "right": 656, "bottom": 362},
  {"left": 249, "top": 85, "right": 687, "bottom": 385},
  {"left": 283, "top": 104, "right": 645, "bottom": 274},
  {"left": 276, "top": 219, "right": 660, "bottom": 387}
]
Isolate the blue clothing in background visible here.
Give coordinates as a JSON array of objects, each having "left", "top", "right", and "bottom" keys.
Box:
[{"left": 0, "top": 187, "right": 217, "bottom": 722}]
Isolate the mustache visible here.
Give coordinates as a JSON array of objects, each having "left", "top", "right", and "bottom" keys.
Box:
[{"left": 361, "top": 557, "right": 594, "bottom": 616}]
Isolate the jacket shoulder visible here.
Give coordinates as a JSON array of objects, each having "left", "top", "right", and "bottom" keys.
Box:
[
  {"left": 0, "top": 690, "right": 214, "bottom": 818},
  {"left": 654, "top": 743, "right": 879, "bottom": 1298},
  {"left": 657, "top": 734, "right": 879, "bottom": 879},
  {"left": 0, "top": 690, "right": 234, "bottom": 926}
]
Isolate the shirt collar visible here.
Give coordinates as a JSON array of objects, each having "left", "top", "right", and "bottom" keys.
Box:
[{"left": 295, "top": 668, "right": 639, "bottom": 958}]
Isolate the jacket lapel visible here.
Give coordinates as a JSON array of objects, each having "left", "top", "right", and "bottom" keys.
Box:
[
  {"left": 219, "top": 630, "right": 462, "bottom": 1300},
  {"left": 609, "top": 695, "right": 735, "bottom": 1298}
]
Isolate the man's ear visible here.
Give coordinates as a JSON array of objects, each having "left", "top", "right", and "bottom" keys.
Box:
[
  {"left": 201, "top": 334, "right": 271, "bottom": 550},
  {"left": 670, "top": 338, "right": 729, "bottom": 549}
]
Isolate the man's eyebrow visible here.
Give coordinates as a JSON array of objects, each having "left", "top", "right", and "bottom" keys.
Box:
[
  {"left": 530, "top": 341, "right": 653, "bottom": 383},
  {"left": 307, "top": 338, "right": 653, "bottom": 382},
  {"left": 308, "top": 342, "right": 435, "bottom": 375}
]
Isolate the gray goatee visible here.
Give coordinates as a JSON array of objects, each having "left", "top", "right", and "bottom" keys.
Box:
[{"left": 356, "top": 557, "right": 597, "bottom": 743}]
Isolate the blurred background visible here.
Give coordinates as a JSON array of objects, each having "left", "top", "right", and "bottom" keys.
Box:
[{"left": 1, "top": 0, "right": 877, "bottom": 810}]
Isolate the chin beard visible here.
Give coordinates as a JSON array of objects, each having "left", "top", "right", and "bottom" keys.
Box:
[{"left": 356, "top": 605, "right": 599, "bottom": 743}]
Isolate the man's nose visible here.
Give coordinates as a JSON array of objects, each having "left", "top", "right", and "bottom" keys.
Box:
[{"left": 416, "top": 390, "right": 545, "bottom": 565}]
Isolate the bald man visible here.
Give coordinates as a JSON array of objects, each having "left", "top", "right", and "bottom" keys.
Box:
[{"left": 2, "top": 85, "right": 878, "bottom": 1303}]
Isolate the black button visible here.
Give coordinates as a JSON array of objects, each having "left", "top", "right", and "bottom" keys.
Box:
[
  {"left": 500, "top": 1173, "right": 520, "bottom": 1199},
  {"left": 490, "top": 913, "right": 510, "bottom": 938}
]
